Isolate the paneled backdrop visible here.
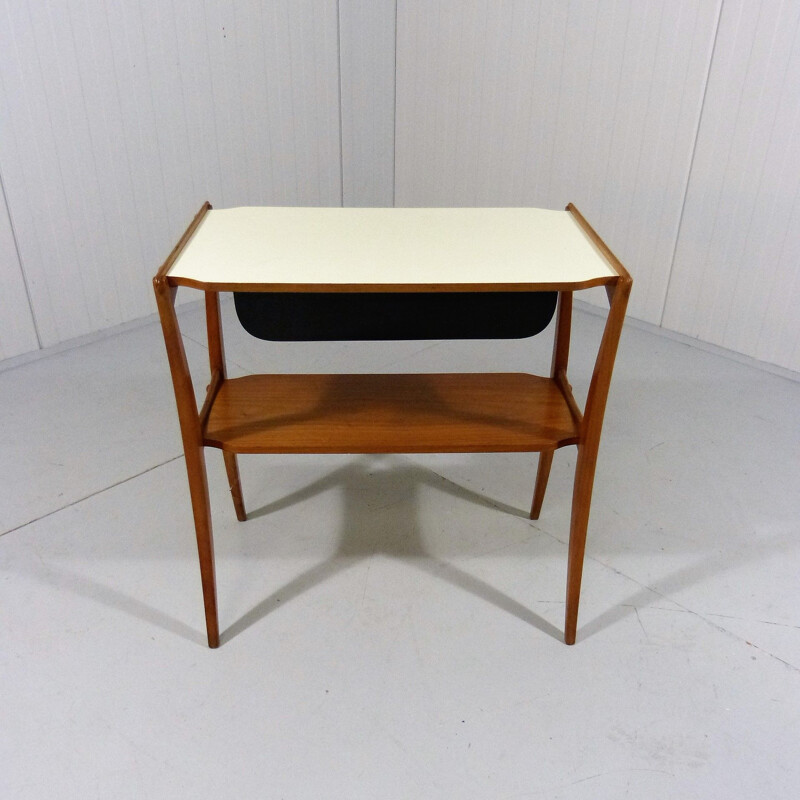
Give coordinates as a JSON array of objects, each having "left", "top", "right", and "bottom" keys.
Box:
[{"left": 1, "top": 0, "right": 799, "bottom": 371}]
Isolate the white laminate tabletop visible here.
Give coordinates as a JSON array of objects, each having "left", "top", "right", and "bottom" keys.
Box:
[{"left": 167, "top": 206, "right": 618, "bottom": 289}]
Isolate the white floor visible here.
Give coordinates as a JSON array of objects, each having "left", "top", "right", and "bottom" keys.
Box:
[{"left": 1, "top": 297, "right": 799, "bottom": 799}]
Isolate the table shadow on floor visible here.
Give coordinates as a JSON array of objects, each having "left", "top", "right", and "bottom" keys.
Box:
[{"left": 223, "top": 457, "right": 562, "bottom": 644}]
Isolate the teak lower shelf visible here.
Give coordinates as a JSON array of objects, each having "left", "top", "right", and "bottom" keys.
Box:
[{"left": 203, "top": 372, "right": 581, "bottom": 454}]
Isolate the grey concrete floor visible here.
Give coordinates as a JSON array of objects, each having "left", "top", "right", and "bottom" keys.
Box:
[{"left": 1, "top": 296, "right": 799, "bottom": 799}]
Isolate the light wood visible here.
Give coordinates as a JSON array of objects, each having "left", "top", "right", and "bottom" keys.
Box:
[
  {"left": 203, "top": 373, "right": 580, "bottom": 455},
  {"left": 555, "top": 369, "right": 583, "bottom": 429},
  {"left": 153, "top": 277, "right": 219, "bottom": 648},
  {"left": 155, "top": 201, "right": 211, "bottom": 280},
  {"left": 198, "top": 369, "right": 223, "bottom": 430},
  {"left": 154, "top": 201, "right": 631, "bottom": 649},
  {"left": 528, "top": 290, "right": 575, "bottom": 516},
  {"left": 530, "top": 450, "right": 554, "bottom": 520},
  {"left": 567, "top": 203, "right": 632, "bottom": 282},
  {"left": 222, "top": 451, "right": 247, "bottom": 523},
  {"left": 562, "top": 206, "right": 633, "bottom": 645},
  {"left": 205, "top": 291, "right": 246, "bottom": 521},
  {"left": 551, "top": 291, "right": 573, "bottom": 376}
]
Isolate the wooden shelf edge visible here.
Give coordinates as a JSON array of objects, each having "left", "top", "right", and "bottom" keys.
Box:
[
  {"left": 202, "top": 372, "right": 581, "bottom": 455},
  {"left": 155, "top": 201, "right": 212, "bottom": 283},
  {"left": 566, "top": 203, "right": 632, "bottom": 285}
]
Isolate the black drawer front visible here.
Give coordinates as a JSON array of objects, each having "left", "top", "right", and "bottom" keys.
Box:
[{"left": 234, "top": 291, "right": 558, "bottom": 341}]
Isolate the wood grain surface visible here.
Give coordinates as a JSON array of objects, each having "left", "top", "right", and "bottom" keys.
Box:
[{"left": 203, "top": 372, "right": 580, "bottom": 455}]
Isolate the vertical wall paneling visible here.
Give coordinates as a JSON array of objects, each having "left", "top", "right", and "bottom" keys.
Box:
[
  {"left": 0, "top": 0, "right": 341, "bottom": 351},
  {"left": 394, "top": 0, "right": 721, "bottom": 324},
  {"left": 1, "top": 1, "right": 91, "bottom": 345},
  {"left": 0, "top": 174, "right": 38, "bottom": 360},
  {"left": 2, "top": 0, "right": 799, "bottom": 372},
  {"left": 339, "top": 0, "right": 397, "bottom": 207},
  {"left": 663, "top": 0, "right": 800, "bottom": 372},
  {"left": 75, "top": 0, "right": 170, "bottom": 321},
  {"left": 258, "top": 0, "right": 341, "bottom": 206}
]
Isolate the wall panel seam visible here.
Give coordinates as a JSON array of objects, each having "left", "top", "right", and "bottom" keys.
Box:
[
  {"left": 0, "top": 156, "right": 41, "bottom": 349},
  {"left": 660, "top": 0, "right": 725, "bottom": 327},
  {"left": 336, "top": 0, "right": 344, "bottom": 206},
  {"left": 392, "top": 0, "right": 398, "bottom": 207}
]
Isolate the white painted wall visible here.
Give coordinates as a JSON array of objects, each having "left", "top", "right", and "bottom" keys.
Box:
[
  {"left": 1, "top": 0, "right": 799, "bottom": 372},
  {"left": 0, "top": 176, "right": 38, "bottom": 360},
  {"left": 340, "top": 0, "right": 396, "bottom": 207},
  {"left": 0, "top": 0, "right": 341, "bottom": 349},
  {"left": 663, "top": 0, "right": 800, "bottom": 372},
  {"left": 394, "top": 0, "right": 721, "bottom": 325}
]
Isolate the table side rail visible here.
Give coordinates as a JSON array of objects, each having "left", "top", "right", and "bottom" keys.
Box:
[
  {"left": 166, "top": 275, "right": 618, "bottom": 294},
  {"left": 156, "top": 202, "right": 212, "bottom": 281}
]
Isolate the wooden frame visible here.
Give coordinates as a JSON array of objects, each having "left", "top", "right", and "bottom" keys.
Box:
[{"left": 153, "top": 202, "right": 631, "bottom": 648}]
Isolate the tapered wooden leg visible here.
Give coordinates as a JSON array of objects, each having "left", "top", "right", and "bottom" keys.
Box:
[
  {"left": 154, "top": 262, "right": 221, "bottom": 649},
  {"left": 529, "top": 450, "right": 554, "bottom": 520},
  {"left": 183, "top": 445, "right": 220, "bottom": 648},
  {"left": 223, "top": 451, "right": 247, "bottom": 521},
  {"left": 564, "top": 445, "right": 599, "bottom": 645}
]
